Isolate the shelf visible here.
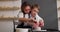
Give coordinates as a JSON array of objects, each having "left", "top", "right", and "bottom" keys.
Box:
[
  {"left": 57, "top": 7, "right": 60, "bottom": 10},
  {"left": 58, "top": 17, "right": 60, "bottom": 20},
  {"left": 0, "top": 0, "right": 18, "bottom": 1},
  {"left": 0, "top": 16, "right": 18, "bottom": 20},
  {"left": 57, "top": 0, "right": 60, "bottom": 1},
  {"left": 0, "top": 6, "right": 20, "bottom": 11}
]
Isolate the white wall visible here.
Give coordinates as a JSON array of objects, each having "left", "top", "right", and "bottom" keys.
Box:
[{"left": 0, "top": 0, "right": 21, "bottom": 32}]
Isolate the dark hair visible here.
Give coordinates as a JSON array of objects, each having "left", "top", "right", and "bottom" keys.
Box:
[
  {"left": 21, "top": 2, "right": 31, "bottom": 12},
  {"left": 31, "top": 4, "right": 40, "bottom": 10}
]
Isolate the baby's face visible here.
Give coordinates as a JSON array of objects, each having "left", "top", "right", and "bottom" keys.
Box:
[{"left": 31, "top": 8, "right": 39, "bottom": 17}]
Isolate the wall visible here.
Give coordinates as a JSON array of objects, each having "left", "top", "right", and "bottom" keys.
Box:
[
  {"left": 22, "top": 0, "right": 58, "bottom": 30},
  {"left": 0, "top": 0, "right": 21, "bottom": 32},
  {"left": 57, "top": 0, "right": 60, "bottom": 31},
  {"left": 0, "top": 0, "right": 60, "bottom": 32}
]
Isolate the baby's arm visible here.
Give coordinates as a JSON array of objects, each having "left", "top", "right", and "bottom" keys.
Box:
[
  {"left": 37, "top": 15, "right": 44, "bottom": 27},
  {"left": 32, "top": 22, "right": 39, "bottom": 29}
]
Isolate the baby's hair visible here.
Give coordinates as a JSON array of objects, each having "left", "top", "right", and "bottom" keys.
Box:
[{"left": 31, "top": 4, "right": 40, "bottom": 10}]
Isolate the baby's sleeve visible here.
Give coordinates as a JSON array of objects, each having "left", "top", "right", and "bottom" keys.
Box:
[
  {"left": 36, "top": 15, "right": 44, "bottom": 22},
  {"left": 38, "top": 16, "right": 44, "bottom": 27}
]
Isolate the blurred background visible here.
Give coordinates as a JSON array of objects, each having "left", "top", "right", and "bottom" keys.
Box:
[
  {"left": 57, "top": 0, "right": 60, "bottom": 31},
  {"left": 0, "top": 0, "right": 60, "bottom": 32}
]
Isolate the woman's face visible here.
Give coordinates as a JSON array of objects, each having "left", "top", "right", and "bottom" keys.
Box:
[{"left": 24, "top": 6, "right": 31, "bottom": 14}]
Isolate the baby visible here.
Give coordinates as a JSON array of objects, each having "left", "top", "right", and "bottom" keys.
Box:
[{"left": 30, "top": 4, "right": 44, "bottom": 30}]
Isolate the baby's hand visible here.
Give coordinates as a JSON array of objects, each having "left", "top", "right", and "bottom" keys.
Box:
[
  {"left": 39, "top": 20, "right": 44, "bottom": 27},
  {"left": 32, "top": 23, "right": 39, "bottom": 29}
]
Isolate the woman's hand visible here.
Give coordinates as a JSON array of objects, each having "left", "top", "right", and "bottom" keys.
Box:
[
  {"left": 27, "top": 18, "right": 37, "bottom": 26},
  {"left": 29, "top": 18, "right": 37, "bottom": 23},
  {"left": 27, "top": 19, "right": 34, "bottom": 26},
  {"left": 27, "top": 18, "right": 39, "bottom": 28}
]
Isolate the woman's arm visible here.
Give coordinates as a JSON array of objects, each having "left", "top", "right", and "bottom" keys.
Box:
[{"left": 18, "top": 18, "right": 31, "bottom": 22}]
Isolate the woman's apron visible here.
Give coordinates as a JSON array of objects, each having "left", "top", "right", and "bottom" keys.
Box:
[{"left": 17, "top": 13, "right": 32, "bottom": 28}]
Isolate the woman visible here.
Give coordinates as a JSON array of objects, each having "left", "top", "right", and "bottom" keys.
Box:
[
  {"left": 17, "top": 2, "right": 32, "bottom": 28},
  {"left": 17, "top": 2, "right": 44, "bottom": 30}
]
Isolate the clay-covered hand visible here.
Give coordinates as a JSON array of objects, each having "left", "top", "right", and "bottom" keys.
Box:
[{"left": 32, "top": 22, "right": 39, "bottom": 29}]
